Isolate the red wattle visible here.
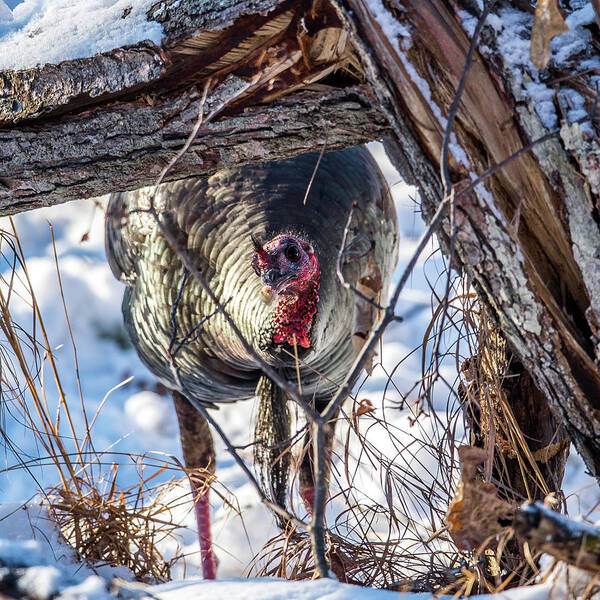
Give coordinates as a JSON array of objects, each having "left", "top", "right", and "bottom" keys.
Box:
[{"left": 272, "top": 256, "right": 319, "bottom": 349}]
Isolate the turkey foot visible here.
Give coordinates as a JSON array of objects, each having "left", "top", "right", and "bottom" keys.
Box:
[{"left": 300, "top": 486, "right": 315, "bottom": 515}]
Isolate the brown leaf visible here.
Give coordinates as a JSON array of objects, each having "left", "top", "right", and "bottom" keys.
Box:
[
  {"left": 530, "top": 0, "right": 569, "bottom": 69},
  {"left": 355, "top": 398, "right": 375, "bottom": 417},
  {"left": 445, "top": 446, "right": 516, "bottom": 551}
]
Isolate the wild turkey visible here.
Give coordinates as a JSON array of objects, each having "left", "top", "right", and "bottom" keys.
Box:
[{"left": 105, "top": 146, "right": 398, "bottom": 579}]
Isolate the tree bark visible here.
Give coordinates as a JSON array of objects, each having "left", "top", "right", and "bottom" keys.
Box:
[
  {"left": 462, "top": 312, "right": 569, "bottom": 506},
  {"left": 333, "top": 0, "right": 600, "bottom": 481},
  {"left": 514, "top": 502, "right": 600, "bottom": 574},
  {"left": 0, "top": 85, "right": 387, "bottom": 214}
]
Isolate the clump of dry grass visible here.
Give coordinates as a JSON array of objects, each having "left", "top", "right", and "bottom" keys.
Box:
[
  {"left": 46, "top": 468, "right": 187, "bottom": 582},
  {"left": 250, "top": 526, "right": 462, "bottom": 590},
  {"left": 0, "top": 218, "right": 192, "bottom": 583}
]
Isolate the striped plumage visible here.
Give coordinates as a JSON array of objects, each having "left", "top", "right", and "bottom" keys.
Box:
[{"left": 105, "top": 146, "right": 398, "bottom": 578}]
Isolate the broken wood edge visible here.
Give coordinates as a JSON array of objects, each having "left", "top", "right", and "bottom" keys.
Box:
[{"left": 0, "top": 0, "right": 362, "bottom": 129}]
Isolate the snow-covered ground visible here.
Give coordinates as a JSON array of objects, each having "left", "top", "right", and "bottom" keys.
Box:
[{"left": 0, "top": 0, "right": 162, "bottom": 70}]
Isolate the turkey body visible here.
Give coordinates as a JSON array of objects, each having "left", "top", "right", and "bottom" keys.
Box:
[
  {"left": 106, "top": 147, "right": 398, "bottom": 407},
  {"left": 105, "top": 146, "right": 398, "bottom": 578}
]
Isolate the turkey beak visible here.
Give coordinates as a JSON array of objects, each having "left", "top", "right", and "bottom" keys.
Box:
[{"left": 263, "top": 269, "right": 281, "bottom": 287}]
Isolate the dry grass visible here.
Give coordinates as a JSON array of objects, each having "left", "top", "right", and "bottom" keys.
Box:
[
  {"left": 46, "top": 465, "right": 190, "bottom": 582},
  {"left": 250, "top": 526, "right": 463, "bottom": 591},
  {"left": 0, "top": 218, "right": 194, "bottom": 583}
]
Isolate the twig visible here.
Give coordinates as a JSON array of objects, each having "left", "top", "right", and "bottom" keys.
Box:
[
  {"left": 138, "top": 79, "right": 319, "bottom": 423},
  {"left": 323, "top": 193, "right": 451, "bottom": 423},
  {"left": 454, "top": 129, "right": 560, "bottom": 203},
  {"left": 303, "top": 132, "right": 328, "bottom": 206},
  {"left": 292, "top": 334, "right": 303, "bottom": 395},
  {"left": 310, "top": 421, "right": 330, "bottom": 578},
  {"left": 514, "top": 502, "right": 600, "bottom": 573},
  {"left": 48, "top": 224, "right": 92, "bottom": 456},
  {"left": 146, "top": 206, "right": 319, "bottom": 421}
]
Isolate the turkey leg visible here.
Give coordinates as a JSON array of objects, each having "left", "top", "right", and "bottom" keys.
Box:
[{"left": 172, "top": 390, "right": 217, "bottom": 579}]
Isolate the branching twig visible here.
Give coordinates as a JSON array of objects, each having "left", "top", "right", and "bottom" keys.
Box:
[
  {"left": 306, "top": 193, "right": 452, "bottom": 577},
  {"left": 136, "top": 78, "right": 320, "bottom": 424}
]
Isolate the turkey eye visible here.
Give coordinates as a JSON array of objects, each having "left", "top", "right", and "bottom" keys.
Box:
[{"left": 284, "top": 245, "right": 300, "bottom": 262}]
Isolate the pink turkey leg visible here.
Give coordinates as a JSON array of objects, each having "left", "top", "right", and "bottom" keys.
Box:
[
  {"left": 300, "top": 486, "right": 315, "bottom": 515},
  {"left": 192, "top": 482, "right": 217, "bottom": 579}
]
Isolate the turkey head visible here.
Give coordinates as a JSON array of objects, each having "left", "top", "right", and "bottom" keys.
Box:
[{"left": 252, "top": 234, "right": 319, "bottom": 349}]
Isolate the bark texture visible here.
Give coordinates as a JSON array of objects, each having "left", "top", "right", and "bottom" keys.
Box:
[
  {"left": 462, "top": 314, "right": 569, "bottom": 505},
  {"left": 0, "top": 0, "right": 380, "bottom": 213},
  {"left": 514, "top": 502, "right": 600, "bottom": 573},
  {"left": 335, "top": 0, "right": 600, "bottom": 481},
  {"left": 0, "top": 85, "right": 386, "bottom": 214}
]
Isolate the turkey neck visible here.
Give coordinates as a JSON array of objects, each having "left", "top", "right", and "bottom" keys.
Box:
[{"left": 272, "top": 256, "right": 320, "bottom": 349}]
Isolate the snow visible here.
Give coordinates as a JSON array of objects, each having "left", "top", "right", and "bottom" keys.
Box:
[
  {"left": 558, "top": 88, "right": 589, "bottom": 127},
  {"left": 524, "top": 81, "right": 557, "bottom": 129},
  {"left": 0, "top": 500, "right": 578, "bottom": 599},
  {"left": 0, "top": 0, "right": 164, "bottom": 70},
  {"left": 457, "top": 3, "right": 600, "bottom": 131},
  {"left": 566, "top": 2, "right": 597, "bottom": 29},
  {"left": 0, "top": 503, "right": 125, "bottom": 600},
  {"left": 367, "top": 0, "right": 411, "bottom": 49},
  {"left": 125, "top": 391, "right": 178, "bottom": 436},
  {"left": 0, "top": 143, "right": 597, "bottom": 600},
  {"left": 153, "top": 578, "right": 426, "bottom": 599}
]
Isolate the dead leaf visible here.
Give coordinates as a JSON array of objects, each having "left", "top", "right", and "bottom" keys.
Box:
[
  {"left": 445, "top": 446, "right": 516, "bottom": 550},
  {"left": 352, "top": 257, "right": 383, "bottom": 374},
  {"left": 355, "top": 398, "right": 375, "bottom": 417},
  {"left": 530, "top": 0, "right": 569, "bottom": 69}
]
